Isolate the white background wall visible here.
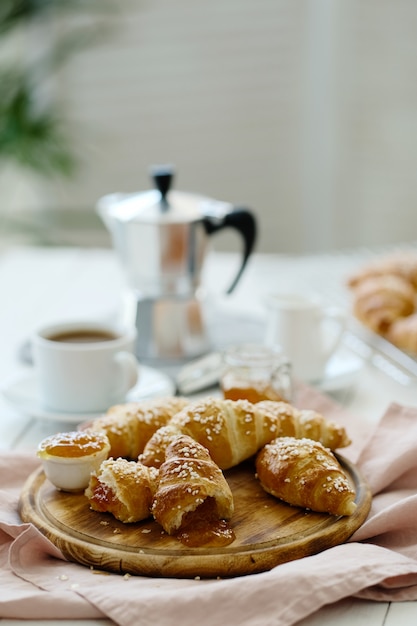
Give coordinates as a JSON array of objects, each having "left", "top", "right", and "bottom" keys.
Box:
[{"left": 7, "top": 0, "right": 417, "bottom": 254}]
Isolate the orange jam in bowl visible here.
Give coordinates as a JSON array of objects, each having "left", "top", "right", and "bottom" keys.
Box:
[{"left": 37, "top": 431, "right": 110, "bottom": 492}]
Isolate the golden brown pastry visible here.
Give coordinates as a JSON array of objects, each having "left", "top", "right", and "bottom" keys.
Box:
[
  {"left": 387, "top": 313, "right": 417, "bottom": 353},
  {"left": 139, "top": 397, "right": 351, "bottom": 470},
  {"left": 151, "top": 434, "right": 234, "bottom": 543},
  {"left": 255, "top": 436, "right": 357, "bottom": 516},
  {"left": 85, "top": 457, "right": 159, "bottom": 523},
  {"left": 350, "top": 274, "right": 415, "bottom": 334},
  {"left": 86, "top": 397, "right": 188, "bottom": 460},
  {"left": 348, "top": 252, "right": 417, "bottom": 290},
  {"left": 256, "top": 401, "right": 351, "bottom": 450},
  {"left": 140, "top": 397, "right": 281, "bottom": 470}
]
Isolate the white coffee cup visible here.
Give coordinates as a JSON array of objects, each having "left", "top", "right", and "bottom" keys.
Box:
[
  {"left": 32, "top": 321, "right": 139, "bottom": 413},
  {"left": 264, "top": 293, "right": 346, "bottom": 383}
]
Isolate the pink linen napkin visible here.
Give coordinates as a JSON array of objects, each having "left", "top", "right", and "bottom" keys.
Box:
[{"left": 3, "top": 391, "right": 417, "bottom": 626}]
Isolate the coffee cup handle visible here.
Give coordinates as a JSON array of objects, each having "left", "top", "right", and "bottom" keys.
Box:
[
  {"left": 113, "top": 351, "right": 139, "bottom": 396},
  {"left": 321, "top": 307, "right": 346, "bottom": 360}
]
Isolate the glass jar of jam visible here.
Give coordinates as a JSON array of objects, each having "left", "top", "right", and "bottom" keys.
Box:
[{"left": 220, "top": 343, "right": 292, "bottom": 403}]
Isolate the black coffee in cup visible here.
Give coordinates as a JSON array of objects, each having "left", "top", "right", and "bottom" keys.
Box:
[{"left": 47, "top": 329, "right": 118, "bottom": 344}]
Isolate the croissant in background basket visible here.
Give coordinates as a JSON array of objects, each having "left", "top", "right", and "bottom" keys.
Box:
[
  {"left": 347, "top": 251, "right": 417, "bottom": 353},
  {"left": 347, "top": 251, "right": 417, "bottom": 290}
]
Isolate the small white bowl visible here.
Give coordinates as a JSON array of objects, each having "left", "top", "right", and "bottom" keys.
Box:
[{"left": 37, "top": 430, "right": 111, "bottom": 492}]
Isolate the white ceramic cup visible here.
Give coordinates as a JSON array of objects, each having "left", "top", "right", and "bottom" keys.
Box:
[
  {"left": 32, "top": 321, "right": 139, "bottom": 413},
  {"left": 264, "top": 293, "right": 346, "bottom": 383}
]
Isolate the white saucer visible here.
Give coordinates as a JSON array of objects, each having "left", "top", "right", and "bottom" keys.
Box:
[{"left": 1, "top": 365, "right": 175, "bottom": 424}]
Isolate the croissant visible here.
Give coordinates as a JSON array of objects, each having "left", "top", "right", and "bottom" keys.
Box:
[
  {"left": 140, "top": 397, "right": 280, "bottom": 470},
  {"left": 256, "top": 401, "right": 351, "bottom": 450},
  {"left": 86, "top": 397, "right": 188, "bottom": 460},
  {"left": 139, "top": 397, "right": 351, "bottom": 470},
  {"left": 386, "top": 313, "right": 417, "bottom": 354},
  {"left": 350, "top": 274, "right": 415, "bottom": 334},
  {"left": 85, "top": 457, "right": 159, "bottom": 523},
  {"left": 347, "top": 252, "right": 417, "bottom": 290},
  {"left": 255, "top": 436, "right": 357, "bottom": 516},
  {"left": 151, "top": 434, "right": 234, "bottom": 542}
]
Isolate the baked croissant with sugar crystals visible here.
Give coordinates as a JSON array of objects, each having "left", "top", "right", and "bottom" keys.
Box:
[
  {"left": 256, "top": 401, "right": 351, "bottom": 450},
  {"left": 140, "top": 397, "right": 285, "bottom": 470},
  {"left": 139, "top": 397, "right": 351, "bottom": 470},
  {"left": 256, "top": 436, "right": 356, "bottom": 516},
  {"left": 85, "top": 457, "right": 159, "bottom": 523},
  {"left": 86, "top": 397, "right": 189, "bottom": 460},
  {"left": 151, "top": 434, "right": 234, "bottom": 543}
]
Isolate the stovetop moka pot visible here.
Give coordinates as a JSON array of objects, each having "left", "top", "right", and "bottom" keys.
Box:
[{"left": 97, "top": 165, "right": 257, "bottom": 363}]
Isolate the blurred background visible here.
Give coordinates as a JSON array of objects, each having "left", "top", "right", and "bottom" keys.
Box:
[{"left": 2, "top": 0, "right": 417, "bottom": 254}]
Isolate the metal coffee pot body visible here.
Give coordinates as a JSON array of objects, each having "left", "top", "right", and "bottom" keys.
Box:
[{"left": 97, "top": 167, "right": 257, "bottom": 363}]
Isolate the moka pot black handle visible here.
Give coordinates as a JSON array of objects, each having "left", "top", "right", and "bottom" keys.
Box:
[{"left": 203, "top": 207, "right": 257, "bottom": 294}]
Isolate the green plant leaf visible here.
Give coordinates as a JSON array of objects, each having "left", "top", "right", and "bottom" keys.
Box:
[
  {"left": 0, "top": 70, "right": 76, "bottom": 177},
  {"left": 0, "top": 0, "right": 116, "bottom": 34},
  {"left": 0, "top": 0, "right": 121, "bottom": 180}
]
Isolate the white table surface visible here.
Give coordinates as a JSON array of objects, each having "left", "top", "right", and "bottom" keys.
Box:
[{"left": 2, "top": 244, "right": 417, "bottom": 626}]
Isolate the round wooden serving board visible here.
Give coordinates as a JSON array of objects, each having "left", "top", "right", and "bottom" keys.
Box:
[{"left": 19, "top": 456, "right": 371, "bottom": 579}]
